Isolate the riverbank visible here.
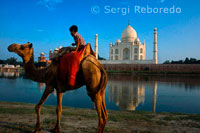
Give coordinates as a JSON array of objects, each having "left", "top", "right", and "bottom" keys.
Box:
[
  {"left": 103, "top": 64, "right": 200, "bottom": 76},
  {"left": 0, "top": 102, "right": 200, "bottom": 132},
  {"left": 106, "top": 70, "right": 200, "bottom": 76}
]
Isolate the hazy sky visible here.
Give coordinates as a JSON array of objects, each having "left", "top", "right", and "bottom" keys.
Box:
[{"left": 0, "top": 0, "right": 200, "bottom": 63}]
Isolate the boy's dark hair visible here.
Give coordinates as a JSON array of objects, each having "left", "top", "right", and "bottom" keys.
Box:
[{"left": 69, "top": 25, "right": 78, "bottom": 32}]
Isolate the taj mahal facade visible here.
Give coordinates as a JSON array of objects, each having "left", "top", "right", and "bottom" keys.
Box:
[{"left": 100, "top": 24, "right": 158, "bottom": 64}]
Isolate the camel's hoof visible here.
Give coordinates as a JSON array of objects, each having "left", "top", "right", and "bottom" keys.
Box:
[
  {"left": 34, "top": 123, "right": 41, "bottom": 133},
  {"left": 33, "top": 128, "right": 41, "bottom": 133}
]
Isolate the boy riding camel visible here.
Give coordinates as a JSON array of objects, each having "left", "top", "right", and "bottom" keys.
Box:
[
  {"left": 58, "top": 25, "right": 93, "bottom": 88},
  {"left": 69, "top": 25, "right": 86, "bottom": 52}
]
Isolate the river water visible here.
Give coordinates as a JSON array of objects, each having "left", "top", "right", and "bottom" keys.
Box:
[{"left": 0, "top": 71, "right": 200, "bottom": 114}]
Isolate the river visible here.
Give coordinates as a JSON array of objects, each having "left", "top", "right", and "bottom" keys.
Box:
[{"left": 0, "top": 71, "right": 200, "bottom": 114}]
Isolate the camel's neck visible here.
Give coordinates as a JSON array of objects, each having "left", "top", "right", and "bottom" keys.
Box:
[{"left": 23, "top": 54, "right": 46, "bottom": 83}]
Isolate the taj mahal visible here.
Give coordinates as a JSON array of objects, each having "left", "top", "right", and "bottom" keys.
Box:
[{"left": 99, "top": 24, "right": 158, "bottom": 64}]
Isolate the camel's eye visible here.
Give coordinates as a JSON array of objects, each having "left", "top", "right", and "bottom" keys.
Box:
[{"left": 20, "top": 45, "right": 25, "bottom": 50}]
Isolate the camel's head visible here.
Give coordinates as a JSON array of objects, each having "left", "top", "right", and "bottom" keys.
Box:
[{"left": 8, "top": 42, "right": 33, "bottom": 63}]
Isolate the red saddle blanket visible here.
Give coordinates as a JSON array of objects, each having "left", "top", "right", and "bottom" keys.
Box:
[{"left": 59, "top": 47, "right": 86, "bottom": 87}]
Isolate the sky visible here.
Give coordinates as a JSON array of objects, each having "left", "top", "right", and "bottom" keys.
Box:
[{"left": 0, "top": 0, "right": 200, "bottom": 63}]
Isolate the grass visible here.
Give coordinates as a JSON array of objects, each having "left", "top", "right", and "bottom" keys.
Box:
[
  {"left": 182, "top": 115, "right": 200, "bottom": 122},
  {"left": 0, "top": 107, "right": 35, "bottom": 114},
  {"left": 1, "top": 102, "right": 200, "bottom": 132},
  {"left": 108, "top": 111, "right": 155, "bottom": 122},
  {"left": 43, "top": 118, "right": 56, "bottom": 125}
]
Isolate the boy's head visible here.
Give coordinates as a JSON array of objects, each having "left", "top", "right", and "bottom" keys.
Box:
[{"left": 69, "top": 25, "right": 78, "bottom": 36}]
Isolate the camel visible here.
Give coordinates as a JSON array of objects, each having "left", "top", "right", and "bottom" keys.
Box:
[{"left": 8, "top": 42, "right": 108, "bottom": 133}]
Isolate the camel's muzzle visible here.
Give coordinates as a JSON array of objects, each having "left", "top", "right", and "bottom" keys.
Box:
[{"left": 8, "top": 44, "right": 17, "bottom": 52}]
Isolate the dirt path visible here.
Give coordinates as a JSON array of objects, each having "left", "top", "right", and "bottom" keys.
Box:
[{"left": 0, "top": 101, "right": 200, "bottom": 133}]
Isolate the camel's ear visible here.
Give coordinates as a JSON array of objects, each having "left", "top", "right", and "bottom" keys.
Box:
[{"left": 29, "top": 43, "right": 33, "bottom": 48}]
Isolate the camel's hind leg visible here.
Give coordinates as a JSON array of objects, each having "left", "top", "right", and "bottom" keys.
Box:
[
  {"left": 34, "top": 86, "right": 53, "bottom": 132},
  {"left": 101, "top": 89, "right": 108, "bottom": 129},
  {"left": 82, "top": 57, "right": 108, "bottom": 132},
  {"left": 92, "top": 91, "right": 108, "bottom": 133}
]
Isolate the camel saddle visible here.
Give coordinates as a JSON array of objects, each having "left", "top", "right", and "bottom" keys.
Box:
[{"left": 58, "top": 43, "right": 95, "bottom": 87}]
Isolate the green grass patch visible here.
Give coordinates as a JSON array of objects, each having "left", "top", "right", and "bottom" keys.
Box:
[
  {"left": 108, "top": 112, "right": 155, "bottom": 122},
  {"left": 162, "top": 116, "right": 181, "bottom": 121},
  {"left": 0, "top": 107, "right": 35, "bottom": 114},
  {"left": 156, "top": 121, "right": 168, "bottom": 126},
  {"left": 43, "top": 118, "right": 56, "bottom": 125},
  {"left": 182, "top": 115, "right": 200, "bottom": 122}
]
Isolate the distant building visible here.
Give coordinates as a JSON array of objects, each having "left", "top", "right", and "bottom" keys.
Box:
[
  {"left": 38, "top": 52, "right": 51, "bottom": 68},
  {"left": 38, "top": 52, "right": 46, "bottom": 62},
  {"left": 16, "top": 65, "right": 20, "bottom": 68},
  {"left": 49, "top": 46, "right": 62, "bottom": 60},
  {"left": 3, "top": 64, "right": 15, "bottom": 68}
]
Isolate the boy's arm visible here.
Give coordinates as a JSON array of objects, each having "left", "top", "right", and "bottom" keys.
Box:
[{"left": 74, "top": 39, "right": 80, "bottom": 52}]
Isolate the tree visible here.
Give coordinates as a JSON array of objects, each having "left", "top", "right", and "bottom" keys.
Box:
[
  {"left": 98, "top": 55, "right": 106, "bottom": 60},
  {"left": 5, "top": 57, "right": 17, "bottom": 65},
  {"left": 0, "top": 60, "right": 5, "bottom": 64},
  {"left": 184, "top": 57, "right": 190, "bottom": 64},
  {"left": 163, "top": 60, "right": 170, "bottom": 64}
]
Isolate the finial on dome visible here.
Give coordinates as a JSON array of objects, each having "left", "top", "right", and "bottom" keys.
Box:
[{"left": 128, "top": 20, "right": 130, "bottom": 25}]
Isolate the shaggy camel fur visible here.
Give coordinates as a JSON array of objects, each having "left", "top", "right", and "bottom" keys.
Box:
[{"left": 8, "top": 42, "right": 108, "bottom": 133}]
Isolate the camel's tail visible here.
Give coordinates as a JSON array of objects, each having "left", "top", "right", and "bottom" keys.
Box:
[
  {"left": 83, "top": 55, "right": 107, "bottom": 94},
  {"left": 98, "top": 62, "right": 108, "bottom": 95}
]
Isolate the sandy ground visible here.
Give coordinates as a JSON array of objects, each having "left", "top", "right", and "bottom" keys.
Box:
[{"left": 0, "top": 101, "right": 200, "bottom": 133}]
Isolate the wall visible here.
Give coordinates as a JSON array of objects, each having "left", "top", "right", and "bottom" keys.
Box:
[
  {"left": 100, "top": 60, "right": 155, "bottom": 65},
  {"left": 101, "top": 63, "right": 200, "bottom": 73}
]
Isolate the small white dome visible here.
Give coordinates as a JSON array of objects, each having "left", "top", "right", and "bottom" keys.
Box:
[
  {"left": 135, "top": 38, "right": 140, "bottom": 44},
  {"left": 40, "top": 52, "right": 45, "bottom": 56},
  {"left": 136, "top": 38, "right": 140, "bottom": 42},
  {"left": 121, "top": 25, "right": 137, "bottom": 42},
  {"left": 116, "top": 39, "right": 121, "bottom": 44}
]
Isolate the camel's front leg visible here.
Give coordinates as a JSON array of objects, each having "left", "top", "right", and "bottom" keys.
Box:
[
  {"left": 34, "top": 87, "right": 52, "bottom": 132},
  {"left": 53, "top": 92, "right": 63, "bottom": 133}
]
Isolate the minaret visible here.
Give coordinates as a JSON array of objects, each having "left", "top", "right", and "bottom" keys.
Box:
[
  {"left": 109, "top": 42, "right": 112, "bottom": 60},
  {"left": 153, "top": 28, "right": 158, "bottom": 64},
  {"left": 95, "top": 34, "right": 98, "bottom": 59}
]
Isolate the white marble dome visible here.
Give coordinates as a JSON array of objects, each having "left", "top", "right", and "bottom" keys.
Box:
[{"left": 121, "top": 25, "right": 137, "bottom": 42}]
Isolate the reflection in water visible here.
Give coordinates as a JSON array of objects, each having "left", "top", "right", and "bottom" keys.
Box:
[
  {"left": 152, "top": 82, "right": 157, "bottom": 112},
  {"left": 37, "top": 83, "right": 57, "bottom": 97},
  {"left": 108, "top": 79, "right": 157, "bottom": 111},
  {"left": 0, "top": 71, "right": 20, "bottom": 78},
  {"left": 37, "top": 83, "right": 45, "bottom": 93},
  {"left": 108, "top": 80, "right": 145, "bottom": 111}
]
